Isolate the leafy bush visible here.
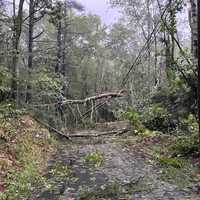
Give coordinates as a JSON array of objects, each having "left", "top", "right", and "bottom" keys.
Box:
[
  {"left": 142, "top": 104, "right": 176, "bottom": 133},
  {"left": 181, "top": 114, "right": 198, "bottom": 134},
  {"left": 122, "top": 108, "right": 144, "bottom": 133},
  {"left": 0, "top": 66, "right": 12, "bottom": 102},
  {"left": 170, "top": 134, "right": 199, "bottom": 157},
  {"left": 0, "top": 102, "right": 26, "bottom": 119}
]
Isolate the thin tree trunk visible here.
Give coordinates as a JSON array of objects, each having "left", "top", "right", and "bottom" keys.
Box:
[
  {"left": 26, "top": 0, "right": 34, "bottom": 103},
  {"left": 55, "top": 20, "right": 62, "bottom": 74},
  {"left": 61, "top": 1, "right": 67, "bottom": 76},
  {"left": 11, "top": 0, "right": 25, "bottom": 100},
  {"left": 197, "top": 0, "right": 200, "bottom": 144},
  {"left": 189, "top": 0, "right": 198, "bottom": 68},
  {"left": 147, "top": 0, "right": 151, "bottom": 90}
]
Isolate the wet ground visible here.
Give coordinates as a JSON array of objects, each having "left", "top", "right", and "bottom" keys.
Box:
[{"left": 28, "top": 135, "right": 200, "bottom": 200}]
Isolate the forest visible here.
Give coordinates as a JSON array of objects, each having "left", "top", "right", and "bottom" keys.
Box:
[{"left": 0, "top": 0, "right": 200, "bottom": 199}]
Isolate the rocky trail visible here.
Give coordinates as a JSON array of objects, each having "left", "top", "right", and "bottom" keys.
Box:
[{"left": 28, "top": 122, "right": 200, "bottom": 200}]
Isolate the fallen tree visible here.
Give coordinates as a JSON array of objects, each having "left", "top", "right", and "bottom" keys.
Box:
[{"left": 68, "top": 128, "right": 129, "bottom": 138}]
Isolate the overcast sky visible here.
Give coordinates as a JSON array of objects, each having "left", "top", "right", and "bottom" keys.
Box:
[{"left": 79, "top": 0, "right": 121, "bottom": 25}]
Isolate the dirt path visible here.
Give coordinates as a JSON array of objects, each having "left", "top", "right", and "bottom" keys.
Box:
[{"left": 28, "top": 135, "right": 200, "bottom": 200}]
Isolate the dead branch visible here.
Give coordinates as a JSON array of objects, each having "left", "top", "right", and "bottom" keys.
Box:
[{"left": 32, "top": 116, "right": 70, "bottom": 140}]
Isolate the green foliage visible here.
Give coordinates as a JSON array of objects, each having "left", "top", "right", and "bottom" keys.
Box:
[
  {"left": 1, "top": 163, "right": 46, "bottom": 200},
  {"left": 84, "top": 150, "right": 104, "bottom": 168},
  {"left": 122, "top": 107, "right": 163, "bottom": 136},
  {"left": 157, "top": 156, "right": 184, "bottom": 168},
  {"left": 170, "top": 134, "right": 200, "bottom": 157},
  {"left": 33, "top": 70, "right": 62, "bottom": 95},
  {"left": 138, "top": 129, "right": 157, "bottom": 137},
  {"left": 0, "top": 102, "right": 26, "bottom": 118},
  {"left": 0, "top": 66, "right": 11, "bottom": 96},
  {"left": 122, "top": 108, "right": 144, "bottom": 133},
  {"left": 142, "top": 104, "right": 175, "bottom": 133},
  {"left": 49, "top": 162, "right": 71, "bottom": 178},
  {"left": 181, "top": 114, "right": 198, "bottom": 134}
]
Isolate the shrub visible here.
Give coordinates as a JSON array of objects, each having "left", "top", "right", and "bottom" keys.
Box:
[
  {"left": 170, "top": 134, "right": 199, "bottom": 157},
  {"left": 181, "top": 114, "right": 198, "bottom": 134},
  {"left": 142, "top": 104, "right": 176, "bottom": 133},
  {"left": 122, "top": 108, "right": 144, "bottom": 133}
]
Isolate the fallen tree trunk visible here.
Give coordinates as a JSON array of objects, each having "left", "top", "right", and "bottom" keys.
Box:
[{"left": 67, "top": 128, "right": 129, "bottom": 138}]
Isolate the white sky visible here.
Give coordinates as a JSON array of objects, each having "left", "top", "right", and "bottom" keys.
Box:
[{"left": 79, "top": 0, "right": 121, "bottom": 25}]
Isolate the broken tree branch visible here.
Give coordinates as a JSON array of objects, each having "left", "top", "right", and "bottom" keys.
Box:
[
  {"left": 31, "top": 90, "right": 126, "bottom": 107},
  {"left": 61, "top": 90, "right": 126, "bottom": 105}
]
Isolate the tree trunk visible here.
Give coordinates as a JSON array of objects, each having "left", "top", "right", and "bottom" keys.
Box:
[
  {"left": 26, "top": 0, "right": 34, "bottom": 103},
  {"left": 61, "top": 1, "right": 68, "bottom": 76},
  {"left": 11, "top": 0, "right": 25, "bottom": 100},
  {"left": 189, "top": 0, "right": 198, "bottom": 69},
  {"left": 197, "top": 0, "right": 200, "bottom": 144},
  {"left": 147, "top": 0, "right": 151, "bottom": 90},
  {"left": 55, "top": 20, "right": 62, "bottom": 74}
]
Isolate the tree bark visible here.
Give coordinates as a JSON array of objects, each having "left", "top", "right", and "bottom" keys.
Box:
[
  {"left": 11, "top": 0, "right": 25, "bottom": 100},
  {"left": 55, "top": 18, "right": 62, "bottom": 74},
  {"left": 26, "top": 0, "right": 34, "bottom": 103},
  {"left": 189, "top": 0, "right": 198, "bottom": 69},
  {"left": 197, "top": 0, "right": 200, "bottom": 144}
]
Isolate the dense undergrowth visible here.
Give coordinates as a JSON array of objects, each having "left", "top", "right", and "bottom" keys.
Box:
[
  {"left": 122, "top": 79, "right": 200, "bottom": 158},
  {"left": 0, "top": 104, "right": 57, "bottom": 200}
]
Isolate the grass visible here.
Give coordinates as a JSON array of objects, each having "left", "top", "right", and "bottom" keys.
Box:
[
  {"left": 49, "top": 162, "right": 71, "bottom": 179},
  {"left": 83, "top": 150, "right": 104, "bottom": 168},
  {"left": 157, "top": 156, "right": 184, "bottom": 168},
  {"left": 0, "top": 163, "right": 46, "bottom": 200}
]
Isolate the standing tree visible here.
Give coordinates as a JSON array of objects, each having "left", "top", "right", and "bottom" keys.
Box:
[
  {"left": 26, "top": 0, "right": 52, "bottom": 102},
  {"left": 197, "top": 0, "right": 200, "bottom": 144},
  {"left": 11, "top": 0, "right": 25, "bottom": 99}
]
